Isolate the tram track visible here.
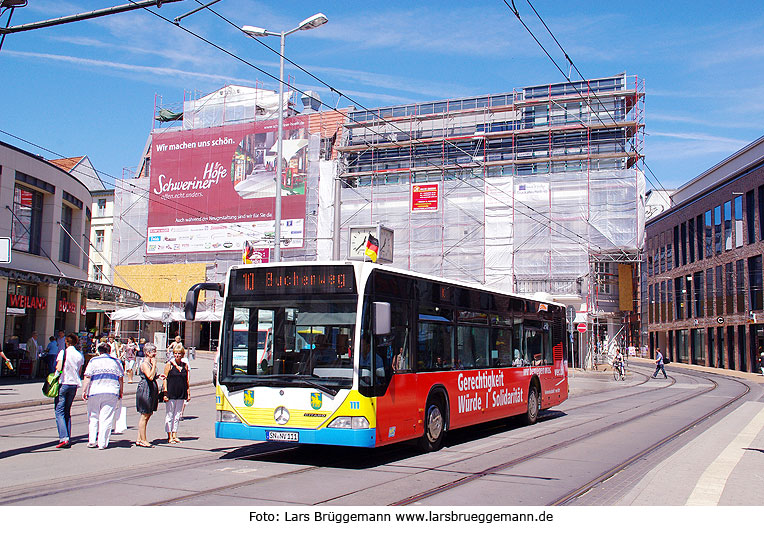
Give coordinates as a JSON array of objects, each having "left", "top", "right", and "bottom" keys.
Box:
[
  {"left": 388, "top": 367, "right": 747, "bottom": 506},
  {"left": 0, "top": 364, "right": 748, "bottom": 506}
]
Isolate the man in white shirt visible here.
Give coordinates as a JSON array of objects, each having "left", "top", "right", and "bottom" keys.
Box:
[
  {"left": 82, "top": 344, "right": 124, "bottom": 449},
  {"left": 54, "top": 334, "right": 85, "bottom": 448}
]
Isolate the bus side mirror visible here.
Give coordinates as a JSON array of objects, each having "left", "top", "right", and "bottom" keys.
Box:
[
  {"left": 372, "top": 302, "right": 391, "bottom": 336},
  {"left": 184, "top": 283, "right": 225, "bottom": 320}
]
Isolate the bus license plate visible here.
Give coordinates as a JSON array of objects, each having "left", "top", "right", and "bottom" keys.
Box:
[{"left": 266, "top": 431, "right": 299, "bottom": 442}]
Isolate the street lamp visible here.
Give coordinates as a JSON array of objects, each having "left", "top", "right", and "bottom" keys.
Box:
[{"left": 242, "top": 12, "right": 328, "bottom": 262}]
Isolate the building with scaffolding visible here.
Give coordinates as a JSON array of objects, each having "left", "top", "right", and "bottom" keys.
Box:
[
  {"left": 334, "top": 74, "right": 645, "bottom": 366},
  {"left": 113, "top": 75, "right": 645, "bottom": 364}
]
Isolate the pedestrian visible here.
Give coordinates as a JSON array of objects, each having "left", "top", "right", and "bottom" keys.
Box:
[
  {"left": 56, "top": 330, "right": 66, "bottom": 355},
  {"left": 108, "top": 333, "right": 122, "bottom": 362},
  {"left": 44, "top": 336, "right": 58, "bottom": 374},
  {"left": 54, "top": 333, "right": 85, "bottom": 449},
  {"left": 652, "top": 347, "right": 668, "bottom": 379},
  {"left": 1, "top": 349, "right": 12, "bottom": 371},
  {"left": 26, "top": 331, "right": 40, "bottom": 376},
  {"left": 162, "top": 346, "right": 190, "bottom": 444},
  {"left": 167, "top": 335, "right": 183, "bottom": 363},
  {"left": 135, "top": 342, "right": 159, "bottom": 447},
  {"left": 81, "top": 344, "right": 124, "bottom": 449},
  {"left": 123, "top": 337, "right": 138, "bottom": 384}
]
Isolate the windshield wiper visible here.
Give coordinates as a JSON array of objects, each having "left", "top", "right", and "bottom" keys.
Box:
[{"left": 284, "top": 376, "right": 338, "bottom": 397}]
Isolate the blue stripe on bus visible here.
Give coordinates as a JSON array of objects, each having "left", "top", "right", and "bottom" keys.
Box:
[{"left": 215, "top": 422, "right": 376, "bottom": 448}]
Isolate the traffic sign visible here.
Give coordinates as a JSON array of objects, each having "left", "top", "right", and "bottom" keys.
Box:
[{"left": 577, "top": 322, "right": 587, "bottom": 333}]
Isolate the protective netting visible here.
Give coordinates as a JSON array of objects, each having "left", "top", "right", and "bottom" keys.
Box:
[{"left": 338, "top": 168, "right": 645, "bottom": 293}]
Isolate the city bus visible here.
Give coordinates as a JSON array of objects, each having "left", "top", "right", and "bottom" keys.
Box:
[{"left": 186, "top": 262, "right": 569, "bottom": 452}]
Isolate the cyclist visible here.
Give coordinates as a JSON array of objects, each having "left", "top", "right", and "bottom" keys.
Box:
[{"left": 612, "top": 348, "right": 625, "bottom": 380}]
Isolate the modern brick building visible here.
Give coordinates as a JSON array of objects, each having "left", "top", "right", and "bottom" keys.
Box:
[{"left": 645, "top": 136, "right": 764, "bottom": 372}]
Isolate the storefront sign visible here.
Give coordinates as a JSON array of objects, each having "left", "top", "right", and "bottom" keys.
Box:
[
  {"left": 411, "top": 183, "right": 439, "bottom": 212},
  {"left": 7, "top": 294, "right": 47, "bottom": 310},
  {"left": 58, "top": 300, "right": 77, "bottom": 313}
]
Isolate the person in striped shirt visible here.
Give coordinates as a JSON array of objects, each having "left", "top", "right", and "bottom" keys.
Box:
[{"left": 82, "top": 344, "right": 124, "bottom": 449}]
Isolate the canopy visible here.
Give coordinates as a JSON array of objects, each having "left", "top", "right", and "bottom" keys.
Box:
[{"left": 108, "top": 305, "right": 218, "bottom": 322}]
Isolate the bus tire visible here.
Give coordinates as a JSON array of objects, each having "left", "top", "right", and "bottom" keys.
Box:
[
  {"left": 524, "top": 385, "right": 540, "bottom": 425},
  {"left": 418, "top": 397, "right": 446, "bottom": 452}
]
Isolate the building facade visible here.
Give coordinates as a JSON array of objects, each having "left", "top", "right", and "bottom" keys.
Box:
[
  {"left": 645, "top": 136, "right": 764, "bottom": 372},
  {"left": 113, "top": 76, "right": 646, "bottom": 363}
]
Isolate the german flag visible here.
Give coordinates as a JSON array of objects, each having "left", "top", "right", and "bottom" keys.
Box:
[
  {"left": 364, "top": 234, "right": 379, "bottom": 262},
  {"left": 242, "top": 240, "right": 255, "bottom": 264}
]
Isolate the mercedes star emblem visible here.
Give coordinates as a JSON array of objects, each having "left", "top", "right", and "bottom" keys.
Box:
[{"left": 274, "top": 406, "right": 290, "bottom": 425}]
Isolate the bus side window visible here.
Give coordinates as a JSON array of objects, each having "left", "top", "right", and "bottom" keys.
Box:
[
  {"left": 490, "top": 328, "right": 512, "bottom": 367},
  {"left": 525, "top": 328, "right": 544, "bottom": 366},
  {"left": 390, "top": 300, "right": 411, "bottom": 372}
]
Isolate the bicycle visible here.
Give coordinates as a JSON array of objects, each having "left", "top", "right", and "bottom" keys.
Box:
[{"left": 612, "top": 360, "right": 626, "bottom": 381}]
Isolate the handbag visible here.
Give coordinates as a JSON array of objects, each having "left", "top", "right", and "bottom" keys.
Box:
[
  {"left": 43, "top": 348, "right": 66, "bottom": 398},
  {"left": 42, "top": 371, "right": 61, "bottom": 398}
]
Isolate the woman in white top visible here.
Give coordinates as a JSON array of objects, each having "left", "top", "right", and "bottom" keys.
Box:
[{"left": 54, "top": 333, "right": 85, "bottom": 448}]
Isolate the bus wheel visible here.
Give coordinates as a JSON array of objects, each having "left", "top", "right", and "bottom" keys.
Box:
[
  {"left": 524, "top": 386, "right": 540, "bottom": 425},
  {"left": 418, "top": 398, "right": 445, "bottom": 452}
]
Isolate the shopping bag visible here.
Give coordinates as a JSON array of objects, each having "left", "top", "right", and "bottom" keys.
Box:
[
  {"left": 113, "top": 401, "right": 127, "bottom": 434},
  {"left": 42, "top": 372, "right": 60, "bottom": 398}
]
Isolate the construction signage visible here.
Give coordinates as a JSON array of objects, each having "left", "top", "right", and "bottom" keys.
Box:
[
  {"left": 147, "top": 119, "right": 308, "bottom": 254},
  {"left": 411, "top": 182, "right": 439, "bottom": 212}
]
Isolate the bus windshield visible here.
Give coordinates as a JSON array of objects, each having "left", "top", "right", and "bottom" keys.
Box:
[{"left": 222, "top": 298, "right": 356, "bottom": 392}]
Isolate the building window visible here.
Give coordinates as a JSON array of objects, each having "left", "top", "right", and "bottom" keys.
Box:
[
  {"left": 59, "top": 204, "right": 73, "bottom": 263},
  {"left": 97, "top": 198, "right": 107, "bottom": 217},
  {"left": 714, "top": 205, "right": 722, "bottom": 254},
  {"left": 675, "top": 276, "right": 683, "bottom": 320},
  {"left": 11, "top": 185, "right": 43, "bottom": 255},
  {"left": 93, "top": 264, "right": 104, "bottom": 282},
  {"left": 694, "top": 271, "right": 703, "bottom": 318},
  {"left": 705, "top": 210, "right": 713, "bottom": 257},
  {"left": 759, "top": 185, "right": 764, "bottom": 241},
  {"left": 749, "top": 255, "right": 763, "bottom": 311},
  {"left": 734, "top": 195, "right": 743, "bottom": 248},
  {"left": 95, "top": 229, "right": 105, "bottom": 252},
  {"left": 680, "top": 222, "right": 687, "bottom": 265},
  {"left": 648, "top": 284, "right": 654, "bottom": 323},
  {"left": 666, "top": 243, "right": 673, "bottom": 271},
  {"left": 660, "top": 280, "right": 667, "bottom": 323},
  {"left": 667, "top": 278, "right": 674, "bottom": 321},
  {"left": 725, "top": 262, "right": 734, "bottom": 314},
  {"left": 716, "top": 266, "right": 724, "bottom": 315},
  {"left": 746, "top": 190, "right": 756, "bottom": 245},
  {"left": 673, "top": 226, "right": 680, "bottom": 268},
  {"left": 736, "top": 259, "right": 746, "bottom": 313},
  {"left": 686, "top": 275, "right": 693, "bottom": 319},
  {"left": 724, "top": 201, "right": 732, "bottom": 251},
  {"left": 688, "top": 218, "right": 695, "bottom": 263},
  {"left": 696, "top": 215, "right": 704, "bottom": 261},
  {"left": 706, "top": 268, "right": 714, "bottom": 317}
]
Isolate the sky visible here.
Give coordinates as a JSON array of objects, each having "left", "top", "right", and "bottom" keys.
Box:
[{"left": 1, "top": 0, "right": 764, "bottom": 192}]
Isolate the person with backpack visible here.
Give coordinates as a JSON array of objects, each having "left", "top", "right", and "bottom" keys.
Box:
[{"left": 652, "top": 347, "right": 668, "bottom": 379}]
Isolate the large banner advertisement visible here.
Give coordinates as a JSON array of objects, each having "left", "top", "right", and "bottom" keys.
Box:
[{"left": 147, "top": 118, "right": 308, "bottom": 255}]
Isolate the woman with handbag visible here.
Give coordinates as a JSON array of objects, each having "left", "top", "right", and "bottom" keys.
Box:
[
  {"left": 162, "top": 346, "right": 190, "bottom": 444},
  {"left": 54, "top": 333, "right": 84, "bottom": 449},
  {"left": 135, "top": 342, "right": 159, "bottom": 447}
]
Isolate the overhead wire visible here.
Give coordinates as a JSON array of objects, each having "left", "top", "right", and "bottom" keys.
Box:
[{"left": 130, "top": 0, "right": 608, "bottom": 252}]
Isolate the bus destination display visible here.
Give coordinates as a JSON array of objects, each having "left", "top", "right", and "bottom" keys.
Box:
[{"left": 231, "top": 265, "right": 356, "bottom": 295}]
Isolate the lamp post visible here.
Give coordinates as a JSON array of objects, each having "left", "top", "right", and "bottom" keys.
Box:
[{"left": 242, "top": 12, "right": 328, "bottom": 262}]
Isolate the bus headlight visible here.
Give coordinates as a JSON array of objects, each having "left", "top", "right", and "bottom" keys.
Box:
[
  {"left": 216, "top": 410, "right": 241, "bottom": 423},
  {"left": 327, "top": 416, "right": 370, "bottom": 430}
]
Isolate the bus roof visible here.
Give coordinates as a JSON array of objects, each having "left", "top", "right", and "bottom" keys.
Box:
[{"left": 228, "top": 261, "right": 563, "bottom": 309}]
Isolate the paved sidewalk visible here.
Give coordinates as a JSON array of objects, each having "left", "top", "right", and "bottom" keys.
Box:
[{"left": 0, "top": 351, "right": 215, "bottom": 411}]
